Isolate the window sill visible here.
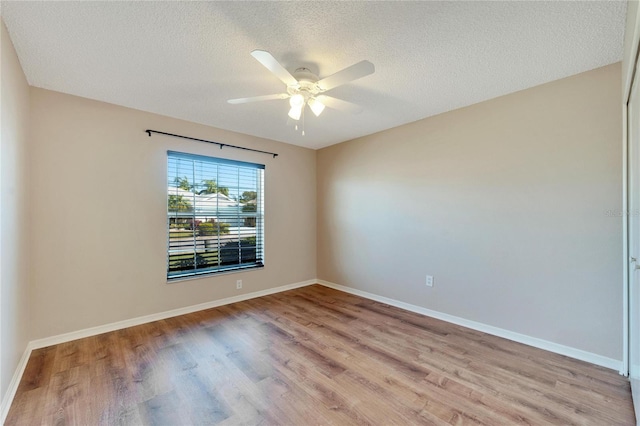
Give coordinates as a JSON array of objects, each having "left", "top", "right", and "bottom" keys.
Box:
[{"left": 166, "top": 264, "right": 264, "bottom": 284}]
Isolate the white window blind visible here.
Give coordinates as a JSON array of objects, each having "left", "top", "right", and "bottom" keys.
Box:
[{"left": 167, "top": 151, "right": 264, "bottom": 280}]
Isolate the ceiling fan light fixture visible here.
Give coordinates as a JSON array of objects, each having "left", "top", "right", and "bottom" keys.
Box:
[
  {"left": 288, "top": 105, "right": 303, "bottom": 120},
  {"left": 308, "top": 98, "right": 325, "bottom": 117},
  {"left": 289, "top": 93, "right": 305, "bottom": 108}
]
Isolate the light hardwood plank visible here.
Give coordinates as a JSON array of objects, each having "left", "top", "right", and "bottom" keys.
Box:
[{"left": 5, "top": 284, "right": 635, "bottom": 425}]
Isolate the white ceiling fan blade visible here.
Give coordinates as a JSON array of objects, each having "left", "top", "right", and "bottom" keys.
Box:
[
  {"left": 317, "top": 60, "right": 375, "bottom": 91},
  {"left": 227, "top": 93, "right": 289, "bottom": 104},
  {"left": 251, "top": 50, "right": 298, "bottom": 87},
  {"left": 316, "top": 95, "right": 363, "bottom": 114}
]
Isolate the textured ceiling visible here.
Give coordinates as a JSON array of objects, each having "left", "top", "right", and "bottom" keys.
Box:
[{"left": 1, "top": 1, "right": 627, "bottom": 149}]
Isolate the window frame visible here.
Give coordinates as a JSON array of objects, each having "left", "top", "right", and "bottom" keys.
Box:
[{"left": 166, "top": 151, "right": 265, "bottom": 281}]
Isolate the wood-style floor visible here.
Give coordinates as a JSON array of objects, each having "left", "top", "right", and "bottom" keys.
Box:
[{"left": 6, "top": 284, "right": 635, "bottom": 425}]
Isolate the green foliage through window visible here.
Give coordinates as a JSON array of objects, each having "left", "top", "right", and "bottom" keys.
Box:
[{"left": 168, "top": 195, "right": 192, "bottom": 212}]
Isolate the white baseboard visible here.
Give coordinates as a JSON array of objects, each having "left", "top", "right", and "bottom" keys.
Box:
[
  {"left": 0, "top": 345, "right": 32, "bottom": 424},
  {"left": 29, "top": 279, "right": 316, "bottom": 350},
  {"left": 317, "top": 279, "right": 623, "bottom": 372},
  {"left": 0, "top": 278, "right": 316, "bottom": 424}
]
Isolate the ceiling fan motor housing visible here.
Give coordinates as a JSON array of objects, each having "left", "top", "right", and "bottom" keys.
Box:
[{"left": 289, "top": 68, "right": 322, "bottom": 99}]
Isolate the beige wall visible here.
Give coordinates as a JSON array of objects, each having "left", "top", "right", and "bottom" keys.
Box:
[
  {"left": 28, "top": 88, "right": 316, "bottom": 339},
  {"left": 0, "top": 21, "right": 30, "bottom": 401},
  {"left": 623, "top": 1, "right": 639, "bottom": 98},
  {"left": 317, "top": 63, "right": 623, "bottom": 360}
]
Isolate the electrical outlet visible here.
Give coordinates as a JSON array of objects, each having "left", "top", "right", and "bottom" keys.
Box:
[
  {"left": 236, "top": 280, "right": 242, "bottom": 290},
  {"left": 426, "top": 275, "right": 434, "bottom": 287}
]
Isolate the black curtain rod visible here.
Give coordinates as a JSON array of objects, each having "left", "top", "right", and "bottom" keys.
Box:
[{"left": 145, "top": 129, "right": 278, "bottom": 158}]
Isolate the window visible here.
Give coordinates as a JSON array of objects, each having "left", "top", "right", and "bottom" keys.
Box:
[{"left": 167, "top": 151, "right": 264, "bottom": 280}]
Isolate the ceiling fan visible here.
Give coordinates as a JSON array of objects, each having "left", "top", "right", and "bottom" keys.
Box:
[{"left": 228, "top": 50, "right": 375, "bottom": 123}]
